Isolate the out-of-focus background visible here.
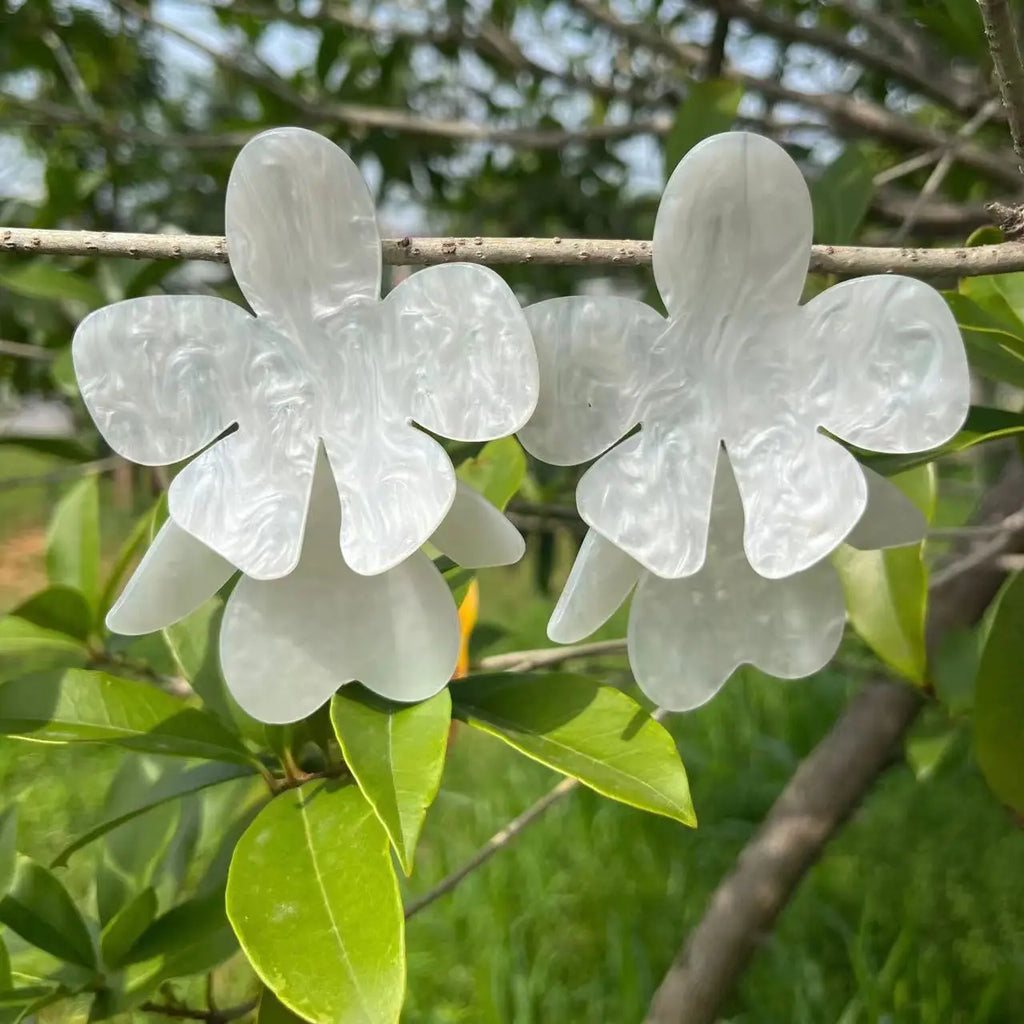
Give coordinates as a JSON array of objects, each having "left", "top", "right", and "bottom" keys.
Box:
[{"left": 2, "top": 1, "right": 1024, "bottom": 1020}]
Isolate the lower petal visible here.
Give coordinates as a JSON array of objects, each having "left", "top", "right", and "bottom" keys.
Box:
[
  {"left": 429, "top": 481, "right": 525, "bottom": 568},
  {"left": 844, "top": 467, "right": 927, "bottom": 550},
  {"left": 548, "top": 530, "right": 642, "bottom": 644},
  {"left": 106, "top": 520, "right": 235, "bottom": 636},
  {"left": 628, "top": 460, "right": 846, "bottom": 710},
  {"left": 727, "top": 427, "right": 867, "bottom": 578},
  {"left": 219, "top": 467, "right": 459, "bottom": 724}
]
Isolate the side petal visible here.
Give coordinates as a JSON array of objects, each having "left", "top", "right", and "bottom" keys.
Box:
[
  {"left": 577, "top": 420, "right": 720, "bottom": 578},
  {"left": 653, "top": 132, "right": 812, "bottom": 322},
  {"left": 429, "top": 481, "right": 525, "bottom": 568},
  {"left": 219, "top": 467, "right": 459, "bottom": 724},
  {"left": 803, "top": 275, "right": 970, "bottom": 453},
  {"left": 518, "top": 296, "right": 664, "bottom": 466},
  {"left": 727, "top": 427, "right": 867, "bottom": 579},
  {"left": 225, "top": 127, "right": 381, "bottom": 339},
  {"left": 628, "top": 460, "right": 846, "bottom": 711},
  {"left": 382, "top": 263, "right": 539, "bottom": 441},
  {"left": 73, "top": 296, "right": 257, "bottom": 465},
  {"left": 548, "top": 531, "right": 642, "bottom": 644},
  {"left": 105, "top": 520, "right": 235, "bottom": 636},
  {"left": 169, "top": 426, "right": 318, "bottom": 581},
  {"left": 324, "top": 421, "right": 456, "bottom": 577},
  {"left": 844, "top": 467, "right": 927, "bottom": 550}
]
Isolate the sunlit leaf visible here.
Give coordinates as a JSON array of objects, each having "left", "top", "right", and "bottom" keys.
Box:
[
  {"left": 455, "top": 436, "right": 527, "bottom": 511},
  {"left": 46, "top": 476, "right": 100, "bottom": 613},
  {"left": 663, "top": 80, "right": 743, "bottom": 177}
]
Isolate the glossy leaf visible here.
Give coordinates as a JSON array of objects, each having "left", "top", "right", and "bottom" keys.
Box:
[
  {"left": 46, "top": 476, "right": 100, "bottom": 611},
  {"left": 331, "top": 687, "right": 451, "bottom": 875},
  {"left": 0, "top": 856, "right": 96, "bottom": 968},
  {"left": 226, "top": 784, "right": 405, "bottom": 1024},
  {"left": 120, "top": 887, "right": 229, "bottom": 965},
  {"left": 99, "top": 501, "right": 163, "bottom": 624},
  {"left": 10, "top": 587, "right": 94, "bottom": 643},
  {"left": 100, "top": 887, "right": 157, "bottom": 968},
  {"left": 663, "top": 80, "right": 743, "bottom": 177},
  {"left": 451, "top": 672, "right": 695, "bottom": 825},
  {"left": 0, "top": 934, "right": 9, "bottom": 990},
  {"left": 0, "top": 669, "right": 252, "bottom": 764},
  {"left": 0, "top": 617, "right": 88, "bottom": 684},
  {"left": 811, "top": 144, "right": 875, "bottom": 245},
  {"left": 53, "top": 762, "right": 254, "bottom": 866},
  {"left": 455, "top": 436, "right": 527, "bottom": 511},
  {"left": 943, "top": 292, "right": 1024, "bottom": 387},
  {"left": 974, "top": 573, "right": 1024, "bottom": 814},
  {"left": 861, "top": 406, "right": 1024, "bottom": 477},
  {"left": 834, "top": 466, "right": 935, "bottom": 684}
]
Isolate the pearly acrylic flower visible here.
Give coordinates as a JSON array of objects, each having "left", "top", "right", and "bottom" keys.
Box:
[
  {"left": 547, "top": 453, "right": 927, "bottom": 711},
  {"left": 518, "top": 131, "right": 969, "bottom": 582},
  {"left": 74, "top": 126, "right": 539, "bottom": 583},
  {"left": 73, "top": 126, "right": 538, "bottom": 723}
]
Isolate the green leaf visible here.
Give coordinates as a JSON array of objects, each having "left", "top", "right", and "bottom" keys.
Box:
[
  {"left": 0, "top": 934, "right": 9, "bottom": 990},
  {"left": 455, "top": 436, "right": 527, "bottom": 511},
  {"left": 49, "top": 348, "right": 78, "bottom": 398},
  {"left": 99, "top": 501, "right": 162, "bottom": 625},
  {"left": 811, "top": 145, "right": 875, "bottom": 245},
  {"left": 226, "top": 784, "right": 405, "bottom": 1024},
  {"left": 663, "top": 80, "right": 743, "bottom": 177},
  {"left": 834, "top": 465, "right": 935, "bottom": 683},
  {"left": 905, "top": 709, "right": 959, "bottom": 781},
  {"left": 0, "top": 807, "right": 16, "bottom": 899},
  {"left": 330, "top": 687, "right": 451, "bottom": 875},
  {"left": 974, "top": 573, "right": 1024, "bottom": 814},
  {"left": 259, "top": 989, "right": 309, "bottom": 1024},
  {"left": 0, "top": 669, "right": 253, "bottom": 765},
  {"left": 0, "top": 262, "right": 104, "bottom": 310},
  {"left": 0, "top": 616, "right": 88, "bottom": 683},
  {"left": 121, "top": 888, "right": 228, "bottom": 965},
  {"left": 943, "top": 292, "right": 1024, "bottom": 387},
  {"left": 100, "top": 887, "right": 157, "bottom": 969},
  {"left": 861, "top": 406, "right": 1024, "bottom": 476},
  {"left": 0, "top": 436, "right": 97, "bottom": 462},
  {"left": 11, "top": 587, "right": 94, "bottom": 642},
  {"left": 53, "top": 762, "right": 254, "bottom": 867},
  {"left": 46, "top": 476, "right": 100, "bottom": 612},
  {"left": 451, "top": 672, "right": 695, "bottom": 826},
  {"left": 163, "top": 598, "right": 264, "bottom": 743},
  {"left": 0, "top": 857, "right": 96, "bottom": 968}
]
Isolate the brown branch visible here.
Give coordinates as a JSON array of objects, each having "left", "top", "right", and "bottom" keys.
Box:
[
  {"left": 0, "top": 339, "right": 56, "bottom": 361},
  {"left": 139, "top": 998, "right": 257, "bottom": 1023},
  {"left": 7, "top": 225, "right": 1024, "bottom": 277},
  {"left": 978, "top": 0, "right": 1024, "bottom": 176},
  {"left": 474, "top": 639, "right": 627, "bottom": 674},
  {"left": 643, "top": 463, "right": 1024, "bottom": 1024}
]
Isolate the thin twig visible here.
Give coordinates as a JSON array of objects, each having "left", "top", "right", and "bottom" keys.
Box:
[
  {"left": 138, "top": 998, "right": 257, "bottom": 1023},
  {"left": 0, "top": 339, "right": 57, "bottom": 361},
  {"left": 474, "top": 639, "right": 627, "bottom": 674},
  {"left": 404, "top": 776, "right": 579, "bottom": 919},
  {"left": 929, "top": 508, "right": 1024, "bottom": 588},
  {"left": 978, "top": 0, "right": 1024, "bottom": 176},
  {"left": 5, "top": 226, "right": 1024, "bottom": 277}
]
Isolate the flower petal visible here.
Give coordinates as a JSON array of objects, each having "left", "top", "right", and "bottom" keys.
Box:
[
  {"left": 727, "top": 427, "right": 867, "bottom": 578},
  {"left": 802, "top": 275, "right": 969, "bottom": 453},
  {"left": 548, "top": 530, "right": 642, "bottom": 644},
  {"left": 653, "top": 132, "right": 812, "bottom": 322},
  {"left": 323, "top": 422, "right": 456, "bottom": 576},
  {"left": 225, "top": 127, "right": 381, "bottom": 339},
  {"left": 105, "top": 520, "right": 235, "bottom": 636},
  {"left": 382, "top": 263, "right": 539, "bottom": 441},
  {"left": 844, "top": 467, "right": 926, "bottom": 550},
  {"left": 219, "top": 467, "right": 459, "bottom": 724},
  {"left": 169, "top": 426, "right": 318, "bottom": 581},
  {"left": 518, "top": 296, "right": 664, "bottom": 466},
  {"left": 429, "top": 481, "right": 525, "bottom": 568},
  {"left": 628, "top": 458, "right": 845, "bottom": 711},
  {"left": 577, "top": 420, "right": 720, "bottom": 578},
  {"left": 73, "top": 295, "right": 258, "bottom": 465}
]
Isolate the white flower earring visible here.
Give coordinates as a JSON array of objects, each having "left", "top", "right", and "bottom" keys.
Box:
[
  {"left": 518, "top": 131, "right": 969, "bottom": 709},
  {"left": 74, "top": 126, "right": 538, "bottom": 723}
]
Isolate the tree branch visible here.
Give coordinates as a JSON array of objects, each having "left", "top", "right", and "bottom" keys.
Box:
[
  {"left": 978, "top": 0, "right": 1024, "bottom": 176},
  {"left": 6, "top": 225, "right": 1024, "bottom": 277},
  {"left": 139, "top": 998, "right": 257, "bottom": 1023},
  {"left": 643, "top": 463, "right": 1024, "bottom": 1024},
  {"left": 474, "top": 639, "right": 627, "bottom": 674}
]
